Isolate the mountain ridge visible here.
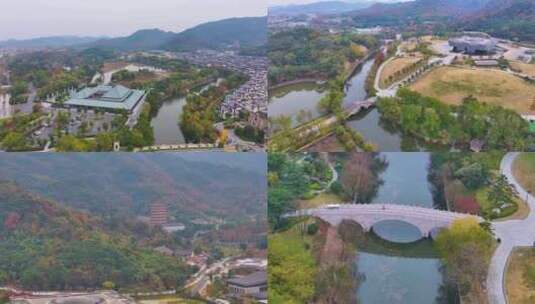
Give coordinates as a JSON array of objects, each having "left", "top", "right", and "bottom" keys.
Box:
[{"left": 87, "top": 16, "right": 267, "bottom": 52}]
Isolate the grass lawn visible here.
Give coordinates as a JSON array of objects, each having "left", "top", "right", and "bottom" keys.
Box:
[
  {"left": 505, "top": 247, "right": 535, "bottom": 304},
  {"left": 510, "top": 61, "right": 535, "bottom": 77},
  {"left": 513, "top": 153, "right": 535, "bottom": 195},
  {"left": 379, "top": 56, "right": 423, "bottom": 89},
  {"left": 298, "top": 192, "right": 344, "bottom": 209},
  {"left": 410, "top": 66, "right": 535, "bottom": 115},
  {"left": 474, "top": 187, "right": 528, "bottom": 220}
]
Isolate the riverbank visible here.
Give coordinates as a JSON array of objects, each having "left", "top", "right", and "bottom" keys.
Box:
[{"left": 269, "top": 78, "right": 325, "bottom": 91}]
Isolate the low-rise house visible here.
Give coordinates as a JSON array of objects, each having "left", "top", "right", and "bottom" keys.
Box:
[{"left": 227, "top": 271, "right": 267, "bottom": 301}]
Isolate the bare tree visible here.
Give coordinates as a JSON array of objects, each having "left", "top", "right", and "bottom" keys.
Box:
[{"left": 341, "top": 153, "right": 374, "bottom": 204}]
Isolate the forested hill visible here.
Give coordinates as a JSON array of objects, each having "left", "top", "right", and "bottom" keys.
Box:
[
  {"left": 89, "top": 29, "right": 176, "bottom": 51},
  {"left": 163, "top": 17, "right": 267, "bottom": 51},
  {"left": 459, "top": 0, "right": 535, "bottom": 43},
  {"left": 87, "top": 17, "right": 267, "bottom": 52},
  {"left": 0, "top": 153, "right": 266, "bottom": 221},
  {"left": 350, "top": 0, "right": 491, "bottom": 26},
  {"left": 346, "top": 0, "right": 535, "bottom": 43},
  {"left": 0, "top": 180, "right": 194, "bottom": 291},
  {"left": 0, "top": 36, "right": 102, "bottom": 49}
]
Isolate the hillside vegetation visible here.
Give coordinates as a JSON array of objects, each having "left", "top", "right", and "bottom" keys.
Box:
[
  {"left": 0, "top": 154, "right": 266, "bottom": 222},
  {"left": 89, "top": 17, "right": 267, "bottom": 52},
  {"left": 0, "top": 181, "right": 194, "bottom": 291}
]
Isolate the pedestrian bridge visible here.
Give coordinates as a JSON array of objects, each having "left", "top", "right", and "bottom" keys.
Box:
[
  {"left": 284, "top": 204, "right": 484, "bottom": 238},
  {"left": 343, "top": 97, "right": 377, "bottom": 117}
]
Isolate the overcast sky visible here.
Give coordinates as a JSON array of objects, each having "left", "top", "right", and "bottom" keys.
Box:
[
  {"left": 0, "top": 0, "right": 269, "bottom": 41},
  {"left": 0, "top": 0, "right": 411, "bottom": 41}
]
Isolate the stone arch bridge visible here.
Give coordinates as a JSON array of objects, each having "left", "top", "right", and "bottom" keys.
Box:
[{"left": 284, "top": 204, "right": 484, "bottom": 238}]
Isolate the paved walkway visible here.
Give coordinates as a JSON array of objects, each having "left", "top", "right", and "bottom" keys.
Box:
[{"left": 487, "top": 152, "right": 535, "bottom": 304}]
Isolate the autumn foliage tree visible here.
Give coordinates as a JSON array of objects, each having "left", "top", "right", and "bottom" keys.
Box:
[{"left": 340, "top": 152, "right": 387, "bottom": 204}]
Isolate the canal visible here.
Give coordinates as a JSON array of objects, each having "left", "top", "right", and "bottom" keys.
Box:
[{"left": 354, "top": 153, "right": 455, "bottom": 304}]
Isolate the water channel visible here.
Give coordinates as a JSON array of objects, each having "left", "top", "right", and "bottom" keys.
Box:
[
  {"left": 354, "top": 153, "right": 455, "bottom": 304},
  {"left": 269, "top": 57, "right": 414, "bottom": 150}
]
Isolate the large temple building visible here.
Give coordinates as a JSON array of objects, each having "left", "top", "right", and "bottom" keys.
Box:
[{"left": 64, "top": 84, "right": 146, "bottom": 114}]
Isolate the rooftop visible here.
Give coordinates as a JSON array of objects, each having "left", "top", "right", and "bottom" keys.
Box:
[
  {"left": 65, "top": 84, "right": 145, "bottom": 111},
  {"left": 227, "top": 271, "right": 267, "bottom": 288}
]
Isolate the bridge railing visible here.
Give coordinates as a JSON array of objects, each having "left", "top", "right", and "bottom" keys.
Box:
[{"left": 283, "top": 203, "right": 483, "bottom": 221}]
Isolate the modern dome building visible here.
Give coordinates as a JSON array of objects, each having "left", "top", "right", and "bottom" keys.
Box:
[{"left": 449, "top": 32, "right": 497, "bottom": 55}]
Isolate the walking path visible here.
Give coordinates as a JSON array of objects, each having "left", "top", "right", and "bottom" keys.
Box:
[
  {"left": 487, "top": 152, "right": 535, "bottom": 304},
  {"left": 311, "top": 153, "right": 338, "bottom": 195}
]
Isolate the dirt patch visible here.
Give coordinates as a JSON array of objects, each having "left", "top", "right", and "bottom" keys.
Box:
[
  {"left": 513, "top": 153, "right": 535, "bottom": 195},
  {"left": 101, "top": 61, "right": 129, "bottom": 73},
  {"left": 410, "top": 66, "right": 535, "bottom": 115},
  {"left": 510, "top": 61, "right": 535, "bottom": 77}
]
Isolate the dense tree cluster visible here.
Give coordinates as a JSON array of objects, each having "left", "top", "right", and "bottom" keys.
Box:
[
  {"left": 269, "top": 28, "right": 379, "bottom": 85},
  {"left": 377, "top": 88, "right": 531, "bottom": 150},
  {"left": 0, "top": 181, "right": 194, "bottom": 291},
  {"left": 268, "top": 153, "right": 332, "bottom": 230},
  {"left": 180, "top": 74, "right": 247, "bottom": 143},
  {"left": 428, "top": 152, "right": 519, "bottom": 218},
  {"left": 435, "top": 218, "right": 495, "bottom": 302}
]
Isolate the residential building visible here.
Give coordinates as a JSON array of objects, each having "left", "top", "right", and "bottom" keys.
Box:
[{"left": 227, "top": 271, "right": 267, "bottom": 301}]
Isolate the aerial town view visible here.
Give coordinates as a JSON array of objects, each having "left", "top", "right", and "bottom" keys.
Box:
[
  {"left": 0, "top": 2, "right": 267, "bottom": 152},
  {"left": 3, "top": 1, "right": 535, "bottom": 304},
  {"left": 267, "top": 0, "right": 535, "bottom": 152},
  {"left": 268, "top": 152, "right": 535, "bottom": 304},
  {"left": 0, "top": 153, "right": 267, "bottom": 304}
]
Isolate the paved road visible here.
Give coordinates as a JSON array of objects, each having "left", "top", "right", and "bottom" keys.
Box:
[{"left": 487, "top": 152, "right": 535, "bottom": 304}]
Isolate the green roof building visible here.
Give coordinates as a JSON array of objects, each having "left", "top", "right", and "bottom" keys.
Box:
[{"left": 65, "top": 84, "right": 146, "bottom": 113}]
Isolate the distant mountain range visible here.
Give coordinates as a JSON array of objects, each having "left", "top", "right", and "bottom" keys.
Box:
[
  {"left": 269, "top": 1, "right": 377, "bottom": 15},
  {"left": 459, "top": 0, "right": 535, "bottom": 42},
  {"left": 0, "top": 36, "right": 103, "bottom": 49},
  {"left": 344, "top": 0, "right": 535, "bottom": 42},
  {"left": 0, "top": 16, "right": 267, "bottom": 52},
  {"left": 351, "top": 0, "right": 491, "bottom": 24}
]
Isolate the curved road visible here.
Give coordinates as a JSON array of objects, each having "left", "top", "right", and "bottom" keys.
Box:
[{"left": 487, "top": 152, "right": 535, "bottom": 304}]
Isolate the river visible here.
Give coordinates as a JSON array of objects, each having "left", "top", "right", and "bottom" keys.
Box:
[
  {"left": 269, "top": 57, "right": 411, "bottom": 150},
  {"left": 354, "top": 153, "right": 456, "bottom": 304},
  {"left": 150, "top": 79, "right": 221, "bottom": 145}
]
